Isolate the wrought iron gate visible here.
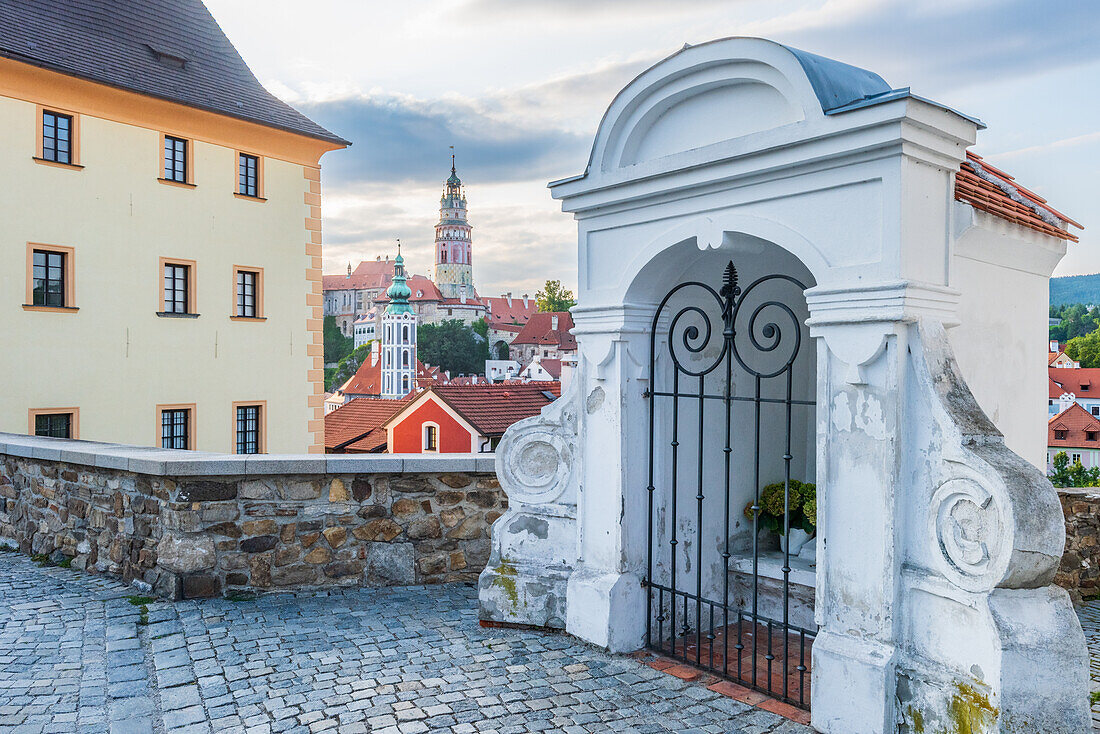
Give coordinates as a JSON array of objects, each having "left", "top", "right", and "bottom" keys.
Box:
[{"left": 644, "top": 261, "right": 816, "bottom": 710}]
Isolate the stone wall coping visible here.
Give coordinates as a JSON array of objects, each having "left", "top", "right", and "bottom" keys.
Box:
[
  {"left": 1057, "top": 487, "right": 1100, "bottom": 498},
  {"left": 0, "top": 433, "right": 496, "bottom": 475}
]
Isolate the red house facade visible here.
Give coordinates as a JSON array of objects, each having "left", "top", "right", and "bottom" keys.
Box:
[{"left": 385, "top": 384, "right": 558, "bottom": 454}]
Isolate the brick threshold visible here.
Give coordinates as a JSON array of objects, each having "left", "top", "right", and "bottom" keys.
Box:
[
  {"left": 635, "top": 651, "right": 813, "bottom": 727},
  {"left": 479, "top": 619, "right": 566, "bottom": 634}
]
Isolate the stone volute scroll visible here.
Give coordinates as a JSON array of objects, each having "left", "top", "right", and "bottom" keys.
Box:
[
  {"left": 494, "top": 391, "right": 578, "bottom": 506},
  {"left": 915, "top": 320, "right": 1064, "bottom": 592},
  {"left": 895, "top": 320, "right": 1089, "bottom": 734},
  {"left": 478, "top": 377, "right": 582, "bottom": 629}
]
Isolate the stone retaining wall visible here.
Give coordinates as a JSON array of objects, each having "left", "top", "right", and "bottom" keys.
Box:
[
  {"left": 0, "top": 434, "right": 504, "bottom": 599},
  {"left": 1057, "top": 487, "right": 1100, "bottom": 603}
]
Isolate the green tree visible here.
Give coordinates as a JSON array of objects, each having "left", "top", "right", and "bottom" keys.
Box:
[
  {"left": 328, "top": 342, "right": 374, "bottom": 391},
  {"left": 1065, "top": 330, "right": 1100, "bottom": 367},
  {"left": 324, "top": 315, "right": 353, "bottom": 366},
  {"left": 536, "top": 280, "right": 576, "bottom": 312},
  {"left": 1049, "top": 451, "right": 1100, "bottom": 488},
  {"left": 418, "top": 320, "right": 487, "bottom": 375}
]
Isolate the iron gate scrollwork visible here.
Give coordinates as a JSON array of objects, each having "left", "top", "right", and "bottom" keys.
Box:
[{"left": 644, "top": 261, "right": 816, "bottom": 710}]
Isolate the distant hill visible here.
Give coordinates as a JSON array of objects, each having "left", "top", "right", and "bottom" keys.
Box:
[{"left": 1051, "top": 274, "right": 1100, "bottom": 307}]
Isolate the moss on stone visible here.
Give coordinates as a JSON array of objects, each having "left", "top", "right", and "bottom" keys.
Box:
[
  {"left": 491, "top": 558, "right": 520, "bottom": 610},
  {"left": 947, "top": 680, "right": 998, "bottom": 734},
  {"left": 906, "top": 705, "right": 925, "bottom": 733}
]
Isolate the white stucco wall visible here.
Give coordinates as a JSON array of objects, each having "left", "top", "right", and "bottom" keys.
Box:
[
  {"left": 949, "top": 207, "right": 1067, "bottom": 469},
  {"left": 0, "top": 87, "right": 331, "bottom": 453}
]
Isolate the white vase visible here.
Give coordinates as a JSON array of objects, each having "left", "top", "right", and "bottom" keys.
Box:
[
  {"left": 778, "top": 528, "right": 812, "bottom": 556},
  {"left": 798, "top": 535, "right": 817, "bottom": 564}
]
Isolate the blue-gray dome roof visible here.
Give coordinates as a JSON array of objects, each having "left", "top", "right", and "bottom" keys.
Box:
[{"left": 781, "top": 45, "right": 890, "bottom": 112}]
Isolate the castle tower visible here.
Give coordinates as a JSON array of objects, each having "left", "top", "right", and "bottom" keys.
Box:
[
  {"left": 434, "top": 155, "right": 474, "bottom": 299},
  {"left": 381, "top": 245, "right": 417, "bottom": 399}
]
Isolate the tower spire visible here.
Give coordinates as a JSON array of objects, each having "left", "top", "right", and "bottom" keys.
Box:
[
  {"left": 450, "top": 145, "right": 455, "bottom": 175},
  {"left": 385, "top": 239, "right": 412, "bottom": 314}
]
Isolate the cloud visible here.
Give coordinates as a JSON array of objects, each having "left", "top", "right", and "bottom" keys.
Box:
[
  {"left": 460, "top": 0, "right": 738, "bottom": 18},
  {"left": 302, "top": 93, "right": 589, "bottom": 188},
  {"left": 990, "top": 131, "right": 1100, "bottom": 161},
  {"left": 320, "top": 182, "right": 577, "bottom": 298},
  {"left": 745, "top": 0, "right": 1100, "bottom": 92}
]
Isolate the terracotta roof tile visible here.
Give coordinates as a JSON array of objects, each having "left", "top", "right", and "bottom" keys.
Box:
[
  {"left": 484, "top": 296, "right": 538, "bottom": 325},
  {"left": 1048, "top": 367, "right": 1100, "bottom": 400},
  {"left": 324, "top": 397, "right": 408, "bottom": 451},
  {"left": 511, "top": 312, "right": 577, "bottom": 350},
  {"left": 414, "top": 383, "right": 558, "bottom": 436},
  {"left": 955, "top": 152, "right": 1081, "bottom": 242},
  {"left": 343, "top": 356, "right": 438, "bottom": 396},
  {"left": 1048, "top": 403, "right": 1100, "bottom": 449},
  {"left": 322, "top": 260, "right": 397, "bottom": 291},
  {"left": 341, "top": 358, "right": 382, "bottom": 396}
]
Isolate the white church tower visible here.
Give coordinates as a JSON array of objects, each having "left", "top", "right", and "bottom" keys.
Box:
[
  {"left": 434, "top": 154, "right": 474, "bottom": 299},
  {"left": 381, "top": 244, "right": 417, "bottom": 399}
]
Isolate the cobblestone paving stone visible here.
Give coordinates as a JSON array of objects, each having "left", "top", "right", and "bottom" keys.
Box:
[
  {"left": 1, "top": 552, "right": 811, "bottom": 733},
  {"left": 1078, "top": 600, "right": 1100, "bottom": 730}
]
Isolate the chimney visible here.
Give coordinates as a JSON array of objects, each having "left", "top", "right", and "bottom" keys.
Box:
[
  {"left": 370, "top": 340, "right": 380, "bottom": 367},
  {"left": 551, "top": 315, "right": 559, "bottom": 331},
  {"left": 522, "top": 294, "right": 529, "bottom": 309},
  {"left": 506, "top": 292, "right": 513, "bottom": 307}
]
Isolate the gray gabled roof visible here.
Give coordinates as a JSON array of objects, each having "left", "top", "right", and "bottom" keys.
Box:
[{"left": 0, "top": 0, "right": 349, "bottom": 146}]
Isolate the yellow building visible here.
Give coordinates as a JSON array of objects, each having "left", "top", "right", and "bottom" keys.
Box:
[{"left": 0, "top": 0, "right": 348, "bottom": 453}]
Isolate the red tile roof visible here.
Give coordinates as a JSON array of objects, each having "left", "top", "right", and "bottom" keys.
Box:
[
  {"left": 324, "top": 397, "right": 408, "bottom": 452},
  {"left": 1049, "top": 403, "right": 1100, "bottom": 449},
  {"left": 1050, "top": 377, "right": 1068, "bottom": 400},
  {"left": 485, "top": 296, "right": 538, "bottom": 325},
  {"left": 511, "top": 311, "right": 577, "bottom": 350},
  {"left": 402, "top": 383, "right": 558, "bottom": 437},
  {"left": 955, "top": 152, "right": 1082, "bottom": 242},
  {"left": 322, "top": 260, "right": 397, "bottom": 291},
  {"left": 341, "top": 357, "right": 382, "bottom": 396},
  {"left": 342, "top": 357, "right": 436, "bottom": 397},
  {"left": 1048, "top": 367, "right": 1100, "bottom": 399},
  {"left": 447, "top": 375, "right": 490, "bottom": 386}
]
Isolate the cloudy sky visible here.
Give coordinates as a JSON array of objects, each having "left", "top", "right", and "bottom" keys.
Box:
[{"left": 206, "top": 0, "right": 1099, "bottom": 297}]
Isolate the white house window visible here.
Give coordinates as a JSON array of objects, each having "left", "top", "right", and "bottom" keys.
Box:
[{"left": 423, "top": 424, "right": 438, "bottom": 452}]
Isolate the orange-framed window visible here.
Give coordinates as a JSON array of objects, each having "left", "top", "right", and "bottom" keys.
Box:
[
  {"left": 159, "top": 133, "right": 195, "bottom": 187},
  {"left": 158, "top": 404, "right": 196, "bottom": 450},
  {"left": 34, "top": 105, "right": 81, "bottom": 168},
  {"left": 29, "top": 408, "right": 79, "bottom": 439},
  {"left": 158, "top": 257, "right": 197, "bottom": 316},
  {"left": 233, "top": 401, "right": 267, "bottom": 454},
  {"left": 231, "top": 265, "right": 264, "bottom": 319},
  {"left": 235, "top": 151, "right": 265, "bottom": 200},
  {"left": 24, "top": 243, "right": 76, "bottom": 312}
]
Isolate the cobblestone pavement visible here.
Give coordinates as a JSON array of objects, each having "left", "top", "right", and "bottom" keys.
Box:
[
  {"left": 0, "top": 553, "right": 810, "bottom": 734},
  {"left": 1078, "top": 600, "right": 1100, "bottom": 730}
]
